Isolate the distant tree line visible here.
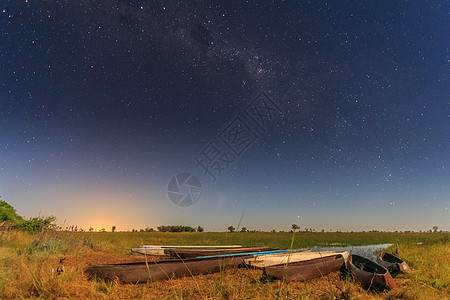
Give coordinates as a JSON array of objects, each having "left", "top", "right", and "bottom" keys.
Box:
[
  {"left": 156, "top": 225, "right": 201, "bottom": 232},
  {"left": 2, "top": 197, "right": 444, "bottom": 234}
]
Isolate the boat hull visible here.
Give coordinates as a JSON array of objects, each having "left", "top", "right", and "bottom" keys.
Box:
[
  {"left": 131, "top": 245, "right": 243, "bottom": 256},
  {"left": 85, "top": 255, "right": 251, "bottom": 283},
  {"left": 131, "top": 248, "right": 166, "bottom": 255},
  {"left": 263, "top": 254, "right": 345, "bottom": 282},
  {"left": 348, "top": 254, "right": 396, "bottom": 290},
  {"left": 376, "top": 252, "right": 412, "bottom": 274},
  {"left": 245, "top": 250, "right": 347, "bottom": 268},
  {"left": 164, "top": 246, "right": 275, "bottom": 259}
]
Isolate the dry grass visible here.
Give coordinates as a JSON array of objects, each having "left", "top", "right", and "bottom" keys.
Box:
[{"left": 0, "top": 231, "right": 448, "bottom": 299}]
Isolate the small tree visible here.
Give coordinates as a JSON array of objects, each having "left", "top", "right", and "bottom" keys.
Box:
[
  {"left": 112, "top": 225, "right": 116, "bottom": 232},
  {"left": 432, "top": 226, "right": 438, "bottom": 233},
  {"left": 227, "top": 226, "right": 235, "bottom": 233},
  {"left": 0, "top": 197, "right": 24, "bottom": 225},
  {"left": 240, "top": 227, "right": 247, "bottom": 232},
  {"left": 291, "top": 224, "right": 299, "bottom": 232},
  {"left": 197, "top": 226, "right": 204, "bottom": 232}
]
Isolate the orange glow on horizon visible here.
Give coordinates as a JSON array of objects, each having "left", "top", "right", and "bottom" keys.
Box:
[{"left": 48, "top": 184, "right": 158, "bottom": 233}]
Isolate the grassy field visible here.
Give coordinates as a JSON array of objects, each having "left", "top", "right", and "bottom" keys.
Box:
[{"left": 0, "top": 231, "right": 448, "bottom": 299}]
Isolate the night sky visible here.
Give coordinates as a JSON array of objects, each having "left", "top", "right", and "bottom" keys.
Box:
[{"left": 1, "top": 1, "right": 449, "bottom": 232}]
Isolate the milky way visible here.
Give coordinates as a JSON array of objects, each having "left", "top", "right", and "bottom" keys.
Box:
[{"left": 0, "top": 1, "right": 448, "bottom": 231}]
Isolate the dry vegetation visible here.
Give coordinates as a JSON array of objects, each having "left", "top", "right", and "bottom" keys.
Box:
[{"left": 0, "top": 231, "right": 448, "bottom": 299}]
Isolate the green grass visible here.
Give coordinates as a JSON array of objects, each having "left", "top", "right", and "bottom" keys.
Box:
[
  {"left": 0, "top": 231, "right": 448, "bottom": 299},
  {"left": 66, "top": 230, "right": 448, "bottom": 250}
]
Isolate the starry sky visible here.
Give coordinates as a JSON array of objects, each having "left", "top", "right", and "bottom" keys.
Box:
[{"left": 1, "top": 1, "right": 449, "bottom": 232}]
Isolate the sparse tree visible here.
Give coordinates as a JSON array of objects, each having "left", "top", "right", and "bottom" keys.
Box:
[
  {"left": 432, "top": 226, "right": 438, "bottom": 233},
  {"left": 240, "top": 227, "right": 247, "bottom": 232},
  {"left": 112, "top": 225, "right": 116, "bottom": 232},
  {"left": 157, "top": 225, "right": 195, "bottom": 232},
  {"left": 227, "top": 226, "right": 235, "bottom": 233},
  {"left": 291, "top": 224, "right": 299, "bottom": 232},
  {"left": 197, "top": 226, "right": 204, "bottom": 232}
]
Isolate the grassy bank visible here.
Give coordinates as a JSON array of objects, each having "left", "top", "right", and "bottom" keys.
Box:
[{"left": 0, "top": 231, "right": 448, "bottom": 299}]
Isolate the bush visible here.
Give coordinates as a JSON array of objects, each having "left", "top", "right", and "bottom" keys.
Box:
[
  {"left": 0, "top": 200, "right": 23, "bottom": 225},
  {"left": 20, "top": 216, "right": 56, "bottom": 234},
  {"left": 0, "top": 198, "right": 56, "bottom": 234},
  {"left": 157, "top": 225, "right": 196, "bottom": 232}
]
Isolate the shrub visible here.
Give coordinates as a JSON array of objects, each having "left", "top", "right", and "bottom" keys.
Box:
[
  {"left": 0, "top": 199, "right": 23, "bottom": 225},
  {"left": 157, "top": 225, "right": 196, "bottom": 232},
  {"left": 19, "top": 216, "right": 56, "bottom": 234}
]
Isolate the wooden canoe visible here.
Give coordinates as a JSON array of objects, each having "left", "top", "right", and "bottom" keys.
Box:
[
  {"left": 263, "top": 254, "right": 345, "bottom": 281},
  {"left": 164, "top": 246, "right": 276, "bottom": 259},
  {"left": 376, "top": 252, "right": 412, "bottom": 274},
  {"left": 132, "top": 245, "right": 242, "bottom": 256},
  {"left": 85, "top": 255, "right": 251, "bottom": 283},
  {"left": 245, "top": 250, "right": 347, "bottom": 269},
  {"left": 131, "top": 247, "right": 165, "bottom": 255},
  {"left": 348, "top": 254, "right": 396, "bottom": 290}
]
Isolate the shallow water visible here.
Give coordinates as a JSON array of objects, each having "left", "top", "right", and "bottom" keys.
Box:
[{"left": 311, "top": 244, "right": 393, "bottom": 261}]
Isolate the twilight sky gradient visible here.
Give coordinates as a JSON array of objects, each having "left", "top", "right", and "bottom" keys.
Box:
[{"left": 1, "top": 1, "right": 449, "bottom": 232}]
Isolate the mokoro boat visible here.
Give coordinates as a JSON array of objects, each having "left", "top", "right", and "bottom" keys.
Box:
[
  {"left": 245, "top": 250, "right": 347, "bottom": 268},
  {"left": 164, "top": 246, "right": 276, "bottom": 259},
  {"left": 85, "top": 255, "right": 251, "bottom": 283},
  {"left": 377, "top": 252, "right": 412, "bottom": 274},
  {"left": 348, "top": 254, "right": 396, "bottom": 290},
  {"left": 131, "top": 245, "right": 242, "bottom": 256},
  {"left": 263, "top": 253, "right": 346, "bottom": 281}
]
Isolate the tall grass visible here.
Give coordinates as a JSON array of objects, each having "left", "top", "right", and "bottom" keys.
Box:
[{"left": 0, "top": 231, "right": 448, "bottom": 299}]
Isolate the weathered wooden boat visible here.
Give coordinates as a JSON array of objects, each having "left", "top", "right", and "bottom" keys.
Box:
[
  {"left": 245, "top": 250, "right": 347, "bottom": 269},
  {"left": 85, "top": 254, "right": 251, "bottom": 283},
  {"left": 164, "top": 246, "right": 276, "bottom": 259},
  {"left": 131, "top": 245, "right": 242, "bottom": 256},
  {"left": 376, "top": 252, "right": 412, "bottom": 274},
  {"left": 131, "top": 247, "right": 166, "bottom": 255},
  {"left": 263, "top": 253, "right": 346, "bottom": 281},
  {"left": 348, "top": 254, "right": 396, "bottom": 290}
]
